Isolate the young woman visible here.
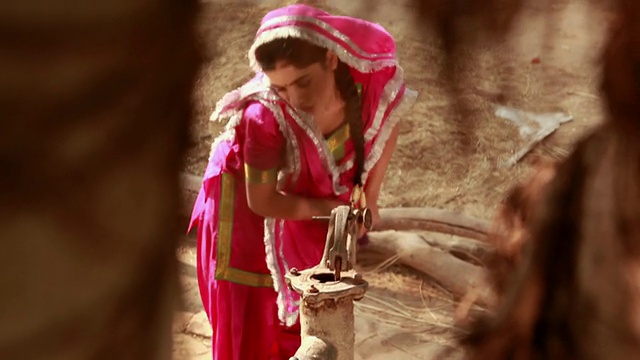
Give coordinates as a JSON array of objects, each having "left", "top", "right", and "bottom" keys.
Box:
[{"left": 189, "top": 4, "right": 416, "bottom": 359}]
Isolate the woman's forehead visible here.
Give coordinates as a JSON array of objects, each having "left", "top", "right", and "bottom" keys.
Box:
[{"left": 265, "top": 61, "right": 323, "bottom": 87}]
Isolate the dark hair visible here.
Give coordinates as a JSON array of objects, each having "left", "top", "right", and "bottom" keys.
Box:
[{"left": 254, "top": 38, "right": 365, "bottom": 186}]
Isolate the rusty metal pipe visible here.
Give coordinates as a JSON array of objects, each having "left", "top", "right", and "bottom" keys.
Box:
[
  {"left": 297, "top": 296, "right": 356, "bottom": 360},
  {"left": 290, "top": 335, "right": 337, "bottom": 360}
]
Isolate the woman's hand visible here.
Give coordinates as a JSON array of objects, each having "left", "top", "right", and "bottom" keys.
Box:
[{"left": 310, "top": 198, "right": 348, "bottom": 216}]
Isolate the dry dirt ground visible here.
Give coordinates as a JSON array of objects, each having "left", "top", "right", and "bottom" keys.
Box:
[{"left": 174, "top": 0, "right": 611, "bottom": 358}]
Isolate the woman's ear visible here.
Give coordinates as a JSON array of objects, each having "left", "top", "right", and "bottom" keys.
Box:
[{"left": 326, "top": 51, "right": 338, "bottom": 71}]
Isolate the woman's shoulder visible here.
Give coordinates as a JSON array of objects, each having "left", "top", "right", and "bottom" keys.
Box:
[
  {"left": 241, "top": 99, "right": 288, "bottom": 140},
  {"left": 242, "top": 99, "right": 280, "bottom": 125}
]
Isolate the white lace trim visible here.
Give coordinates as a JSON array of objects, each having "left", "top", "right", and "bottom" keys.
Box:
[
  {"left": 365, "top": 66, "right": 406, "bottom": 142},
  {"left": 259, "top": 15, "right": 393, "bottom": 59},
  {"left": 248, "top": 26, "right": 397, "bottom": 74},
  {"left": 209, "top": 75, "right": 269, "bottom": 121},
  {"left": 263, "top": 218, "right": 299, "bottom": 326},
  {"left": 208, "top": 88, "right": 301, "bottom": 185},
  {"left": 362, "top": 87, "right": 418, "bottom": 184},
  {"left": 208, "top": 112, "right": 242, "bottom": 161}
]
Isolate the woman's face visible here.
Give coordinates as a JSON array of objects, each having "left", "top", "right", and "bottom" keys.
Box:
[{"left": 264, "top": 52, "right": 337, "bottom": 115}]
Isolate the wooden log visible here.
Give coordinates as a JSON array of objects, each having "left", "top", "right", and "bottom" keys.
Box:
[
  {"left": 377, "top": 207, "right": 490, "bottom": 242},
  {"left": 366, "top": 231, "right": 494, "bottom": 306}
]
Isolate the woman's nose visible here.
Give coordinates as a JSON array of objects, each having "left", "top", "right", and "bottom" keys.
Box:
[
  {"left": 288, "top": 89, "right": 307, "bottom": 108},
  {"left": 278, "top": 91, "right": 290, "bottom": 102},
  {"left": 287, "top": 91, "right": 300, "bottom": 106}
]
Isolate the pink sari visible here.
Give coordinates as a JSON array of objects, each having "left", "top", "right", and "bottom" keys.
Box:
[{"left": 189, "top": 4, "right": 416, "bottom": 360}]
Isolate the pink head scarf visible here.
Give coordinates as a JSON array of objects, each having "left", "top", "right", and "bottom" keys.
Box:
[{"left": 248, "top": 4, "right": 399, "bottom": 74}]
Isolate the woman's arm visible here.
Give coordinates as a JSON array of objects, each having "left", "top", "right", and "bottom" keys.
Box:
[
  {"left": 246, "top": 180, "right": 343, "bottom": 220},
  {"left": 364, "top": 125, "right": 399, "bottom": 210},
  {"left": 357, "top": 125, "right": 399, "bottom": 232}
]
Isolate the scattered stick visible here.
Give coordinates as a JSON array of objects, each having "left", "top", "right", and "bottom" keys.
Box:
[
  {"left": 501, "top": 125, "right": 559, "bottom": 167},
  {"left": 495, "top": 106, "right": 573, "bottom": 167}
]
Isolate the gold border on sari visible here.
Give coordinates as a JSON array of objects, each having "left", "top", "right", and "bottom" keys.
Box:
[
  {"left": 244, "top": 163, "right": 278, "bottom": 184},
  {"left": 215, "top": 172, "right": 273, "bottom": 288},
  {"left": 326, "top": 123, "right": 350, "bottom": 162}
]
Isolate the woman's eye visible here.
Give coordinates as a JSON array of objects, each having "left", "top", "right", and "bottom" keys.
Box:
[{"left": 297, "top": 79, "right": 311, "bottom": 88}]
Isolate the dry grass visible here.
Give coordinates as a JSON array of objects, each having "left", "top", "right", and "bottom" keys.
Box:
[{"left": 352, "top": 250, "right": 488, "bottom": 350}]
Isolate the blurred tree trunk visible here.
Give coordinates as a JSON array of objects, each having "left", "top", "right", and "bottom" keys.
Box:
[{"left": 0, "top": 1, "right": 201, "bottom": 359}]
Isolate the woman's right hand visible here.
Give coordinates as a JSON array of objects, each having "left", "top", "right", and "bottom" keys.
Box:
[{"left": 310, "top": 198, "right": 348, "bottom": 216}]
